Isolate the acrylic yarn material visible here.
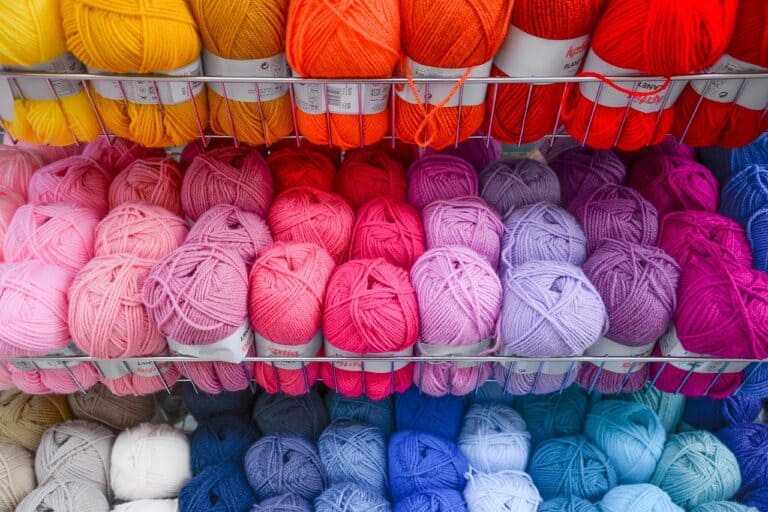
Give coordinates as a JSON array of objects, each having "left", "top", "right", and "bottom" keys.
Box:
[
  {"left": 683, "top": 395, "right": 762, "bottom": 431},
  {"left": 314, "top": 483, "right": 391, "bottom": 512},
  {"left": 692, "top": 503, "right": 759, "bottom": 512},
  {"left": 517, "top": 387, "right": 588, "bottom": 447},
  {"left": 748, "top": 208, "right": 768, "bottom": 271},
  {"left": 252, "top": 390, "right": 330, "bottom": 443},
  {"left": 0, "top": 437, "right": 35, "bottom": 512},
  {"left": 326, "top": 392, "right": 394, "bottom": 438},
  {"left": 407, "top": 155, "right": 478, "bottom": 211},
  {"left": 187, "top": 204, "right": 273, "bottom": 267},
  {"left": 721, "top": 164, "right": 768, "bottom": 226},
  {"left": 318, "top": 420, "right": 388, "bottom": 495},
  {"left": 424, "top": 138, "right": 502, "bottom": 173},
  {"left": 350, "top": 198, "right": 426, "bottom": 269},
  {"left": 179, "top": 462, "right": 257, "bottom": 512},
  {"left": 599, "top": 484, "right": 683, "bottom": 512},
  {"left": 190, "top": 415, "right": 258, "bottom": 475},
  {"left": 620, "top": 386, "right": 685, "bottom": 434},
  {"left": 336, "top": 148, "right": 407, "bottom": 210},
  {"left": 463, "top": 470, "right": 541, "bottom": 512},
  {"left": 0, "top": 391, "right": 71, "bottom": 451},
  {"left": 394, "top": 489, "right": 468, "bottom": 512},
  {"left": 182, "top": 384, "right": 255, "bottom": 421},
  {"left": 0, "top": 146, "right": 45, "bottom": 199},
  {"left": 81, "top": 136, "right": 165, "bottom": 177},
  {"left": 109, "top": 157, "right": 184, "bottom": 215},
  {"left": 457, "top": 403, "right": 530, "bottom": 473},
  {"left": 395, "top": 386, "right": 467, "bottom": 441},
  {"left": 268, "top": 145, "right": 337, "bottom": 195},
  {"left": 479, "top": 158, "right": 560, "bottom": 216},
  {"left": 67, "top": 383, "right": 155, "bottom": 430},
  {"left": 548, "top": 146, "right": 627, "bottom": 208},
  {"left": 251, "top": 494, "right": 313, "bottom": 512},
  {"left": 538, "top": 496, "right": 598, "bottom": 512},
  {"left": 0, "top": 187, "right": 24, "bottom": 262},
  {"left": 717, "top": 424, "right": 768, "bottom": 495},
  {"left": 111, "top": 499, "right": 180, "bottom": 512},
  {"left": 29, "top": 156, "right": 112, "bottom": 216},
  {"left": 16, "top": 479, "right": 109, "bottom": 512}
]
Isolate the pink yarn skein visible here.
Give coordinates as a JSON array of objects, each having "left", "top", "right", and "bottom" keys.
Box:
[
  {"left": 0, "top": 146, "right": 45, "bottom": 199},
  {"left": 0, "top": 187, "right": 25, "bottom": 261},
  {"left": 350, "top": 198, "right": 425, "bottom": 269},
  {"left": 7, "top": 360, "right": 99, "bottom": 395},
  {"left": 94, "top": 203, "right": 188, "bottom": 260},
  {"left": 28, "top": 156, "right": 112, "bottom": 216},
  {"left": 100, "top": 362, "right": 180, "bottom": 397},
  {"left": 407, "top": 155, "right": 478, "bottom": 210},
  {"left": 82, "top": 136, "right": 165, "bottom": 176},
  {"left": 109, "top": 157, "right": 184, "bottom": 215}
]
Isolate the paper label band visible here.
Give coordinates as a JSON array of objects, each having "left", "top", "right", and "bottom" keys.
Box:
[
  {"left": 579, "top": 51, "right": 687, "bottom": 113},
  {"left": 324, "top": 341, "right": 411, "bottom": 374},
  {"left": 254, "top": 330, "right": 322, "bottom": 370},
  {"left": 494, "top": 26, "right": 590, "bottom": 81},
  {"left": 167, "top": 321, "right": 252, "bottom": 364},
  {"left": 500, "top": 358, "right": 578, "bottom": 376},
  {"left": 96, "top": 359, "right": 173, "bottom": 380},
  {"left": 584, "top": 337, "right": 654, "bottom": 373},
  {"left": 91, "top": 58, "right": 205, "bottom": 105},
  {"left": 658, "top": 327, "right": 749, "bottom": 374},
  {"left": 202, "top": 50, "right": 289, "bottom": 103},
  {"left": 690, "top": 54, "right": 768, "bottom": 110},
  {"left": 396, "top": 58, "right": 493, "bottom": 108},
  {"left": 3, "top": 53, "right": 84, "bottom": 102},
  {"left": 293, "top": 78, "right": 390, "bottom": 115},
  {"left": 417, "top": 338, "right": 494, "bottom": 368},
  {"left": 11, "top": 341, "right": 86, "bottom": 371}
]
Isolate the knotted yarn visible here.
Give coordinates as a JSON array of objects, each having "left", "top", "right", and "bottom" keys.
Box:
[
  {"left": 350, "top": 198, "right": 425, "bottom": 269},
  {"left": 187, "top": 204, "right": 273, "bottom": 267},
  {"left": 528, "top": 435, "right": 618, "bottom": 501},
  {"left": 599, "top": 484, "right": 684, "bottom": 512},
  {"left": 407, "top": 155, "right": 478, "bottom": 211},
  {"left": 244, "top": 434, "right": 326, "bottom": 501},
  {"left": 423, "top": 196, "right": 503, "bottom": 269},
  {"left": 314, "top": 483, "right": 391, "bottom": 512},
  {"left": 548, "top": 146, "right": 627, "bottom": 208},
  {"left": 718, "top": 424, "right": 768, "bottom": 495},
  {"left": 318, "top": 420, "right": 388, "bottom": 495},
  {"left": 252, "top": 494, "right": 313, "bottom": 512},
  {"left": 620, "top": 385, "right": 685, "bottom": 434},
  {"left": 479, "top": 158, "right": 560, "bottom": 216},
  {"left": 268, "top": 144, "right": 337, "bottom": 195},
  {"left": 388, "top": 430, "right": 469, "bottom": 501},
  {"left": 393, "top": 489, "right": 468, "bottom": 512},
  {"left": 28, "top": 156, "right": 112, "bottom": 216},
  {"left": 692, "top": 503, "right": 760, "bottom": 512},
  {"left": 721, "top": 164, "right": 768, "bottom": 226},
  {"left": 81, "top": 136, "right": 165, "bottom": 176},
  {"left": 336, "top": 149, "right": 407, "bottom": 211},
  {"left": 16, "top": 480, "right": 108, "bottom": 512},
  {"left": 268, "top": 187, "right": 354, "bottom": 264},
  {"left": 179, "top": 462, "right": 257, "bottom": 512},
  {"left": 538, "top": 497, "right": 599, "bottom": 512},
  {"left": 252, "top": 390, "right": 330, "bottom": 443},
  {"left": 182, "top": 384, "right": 255, "bottom": 421},
  {"left": 748, "top": 208, "right": 768, "bottom": 271},
  {"left": 463, "top": 470, "right": 542, "bottom": 512},
  {"left": 0, "top": 187, "right": 24, "bottom": 262},
  {"left": 322, "top": 258, "right": 419, "bottom": 399},
  {"left": 0, "top": 437, "right": 35, "bottom": 512},
  {"left": 190, "top": 415, "right": 258, "bottom": 475},
  {"left": 424, "top": 137, "right": 502, "bottom": 173},
  {"left": 457, "top": 403, "right": 531, "bottom": 472},
  {"left": 411, "top": 246, "right": 502, "bottom": 396},
  {"left": 683, "top": 395, "right": 762, "bottom": 431},
  {"left": 0, "top": 146, "right": 45, "bottom": 199},
  {"left": 67, "top": 383, "right": 155, "bottom": 430},
  {"left": 109, "top": 157, "right": 184, "bottom": 215},
  {"left": 326, "top": 392, "right": 395, "bottom": 438},
  {"left": 0, "top": 391, "right": 71, "bottom": 451},
  {"left": 395, "top": 386, "right": 468, "bottom": 441}
]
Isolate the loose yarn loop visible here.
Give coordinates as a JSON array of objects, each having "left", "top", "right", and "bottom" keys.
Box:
[
  {"left": 538, "top": 497, "right": 598, "bottom": 512},
  {"left": 721, "top": 164, "right": 768, "bottom": 226},
  {"left": 326, "top": 392, "right": 395, "bottom": 438},
  {"left": 350, "top": 197, "right": 426, "bottom": 269},
  {"left": 252, "top": 494, "right": 313, "bottom": 512},
  {"left": 318, "top": 420, "right": 389, "bottom": 495},
  {"left": 28, "top": 156, "right": 112, "bottom": 216},
  {"left": 0, "top": 392, "right": 71, "bottom": 451},
  {"left": 393, "top": 489, "right": 468, "bottom": 512},
  {"left": 548, "top": 146, "right": 627, "bottom": 208},
  {"left": 717, "top": 424, "right": 768, "bottom": 495},
  {"left": 109, "top": 157, "right": 184, "bottom": 215},
  {"left": 268, "top": 145, "right": 337, "bottom": 195},
  {"left": 268, "top": 187, "right": 354, "bottom": 264},
  {"left": 479, "top": 158, "right": 561, "bottom": 217},
  {"left": 336, "top": 149, "right": 407, "bottom": 211},
  {"left": 252, "top": 390, "right": 330, "bottom": 443},
  {"left": 599, "top": 484, "right": 684, "bottom": 512},
  {"left": 0, "top": 146, "right": 45, "bottom": 199},
  {"left": 463, "top": 470, "right": 542, "bottom": 512},
  {"left": 81, "top": 136, "right": 165, "bottom": 176},
  {"left": 16, "top": 480, "right": 109, "bottom": 512},
  {"left": 190, "top": 415, "right": 258, "bottom": 475},
  {"left": 179, "top": 462, "right": 257, "bottom": 512},
  {"left": 187, "top": 204, "right": 273, "bottom": 267},
  {"left": 314, "top": 483, "right": 391, "bottom": 512},
  {"left": 407, "top": 155, "right": 478, "bottom": 211},
  {"left": 411, "top": 246, "right": 502, "bottom": 396},
  {"left": 0, "top": 188, "right": 25, "bottom": 262},
  {"left": 457, "top": 403, "right": 531, "bottom": 473},
  {"left": 67, "top": 383, "right": 155, "bottom": 430},
  {"left": 0, "top": 437, "right": 35, "bottom": 512}
]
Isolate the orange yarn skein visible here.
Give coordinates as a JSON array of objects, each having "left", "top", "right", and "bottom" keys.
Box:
[
  {"left": 397, "top": 0, "right": 514, "bottom": 150},
  {"left": 286, "top": 0, "right": 401, "bottom": 149}
]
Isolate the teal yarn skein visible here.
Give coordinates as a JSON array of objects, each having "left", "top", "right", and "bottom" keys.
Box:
[
  {"left": 584, "top": 400, "right": 665, "bottom": 484},
  {"left": 317, "top": 420, "right": 388, "bottom": 495},
  {"left": 650, "top": 431, "right": 742, "bottom": 510},
  {"left": 457, "top": 403, "right": 530, "bottom": 472},
  {"left": 619, "top": 385, "right": 684, "bottom": 434},
  {"left": 599, "top": 484, "right": 683, "bottom": 512},
  {"left": 517, "top": 387, "right": 588, "bottom": 447},
  {"left": 692, "top": 502, "right": 759, "bottom": 512},
  {"left": 463, "top": 470, "right": 541, "bottom": 512},
  {"left": 539, "top": 497, "right": 598, "bottom": 512},
  {"left": 528, "top": 435, "right": 618, "bottom": 501}
]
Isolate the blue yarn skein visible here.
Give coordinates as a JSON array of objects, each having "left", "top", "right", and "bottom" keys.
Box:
[
  {"left": 718, "top": 424, "right": 768, "bottom": 495},
  {"left": 463, "top": 469, "right": 542, "bottom": 512},
  {"left": 692, "top": 502, "right": 760, "bottom": 512},
  {"left": 619, "top": 385, "right": 685, "bottom": 433},
  {"left": 747, "top": 208, "right": 768, "bottom": 271},
  {"left": 183, "top": 383, "right": 255, "bottom": 420},
  {"left": 318, "top": 420, "right": 388, "bottom": 495},
  {"left": 252, "top": 390, "right": 329, "bottom": 442},
  {"left": 179, "top": 462, "right": 257, "bottom": 512},
  {"left": 517, "top": 386, "right": 588, "bottom": 447},
  {"left": 250, "top": 494, "right": 313, "bottom": 512},
  {"left": 388, "top": 430, "right": 469, "bottom": 502},
  {"left": 528, "top": 435, "right": 618, "bottom": 501},
  {"left": 470, "top": 382, "right": 516, "bottom": 407},
  {"left": 650, "top": 431, "right": 742, "bottom": 509},
  {"left": 585, "top": 400, "right": 665, "bottom": 484},
  {"left": 599, "top": 484, "right": 683, "bottom": 512},
  {"left": 244, "top": 434, "right": 326, "bottom": 501},
  {"left": 325, "top": 392, "right": 394, "bottom": 437},
  {"left": 314, "top": 483, "right": 391, "bottom": 512},
  {"left": 697, "top": 132, "right": 768, "bottom": 180},
  {"left": 538, "top": 497, "right": 598, "bottom": 512},
  {"left": 393, "top": 489, "right": 468, "bottom": 512},
  {"left": 457, "top": 403, "right": 530, "bottom": 472},
  {"left": 738, "top": 363, "right": 768, "bottom": 399},
  {"left": 395, "top": 386, "right": 467, "bottom": 440},
  {"left": 191, "top": 415, "right": 259, "bottom": 474},
  {"left": 720, "top": 164, "right": 768, "bottom": 225},
  {"left": 742, "top": 488, "right": 768, "bottom": 512},
  {"left": 683, "top": 395, "right": 762, "bottom": 431}
]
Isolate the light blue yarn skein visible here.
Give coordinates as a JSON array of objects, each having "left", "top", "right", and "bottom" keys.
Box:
[
  {"left": 314, "top": 483, "right": 391, "bottom": 512},
  {"left": 585, "top": 400, "right": 665, "bottom": 484},
  {"left": 325, "top": 392, "right": 394, "bottom": 437},
  {"left": 539, "top": 497, "right": 599, "bottom": 512},
  {"left": 463, "top": 469, "right": 541, "bottom": 512},
  {"left": 317, "top": 420, "right": 388, "bottom": 495},
  {"left": 517, "top": 387, "right": 588, "bottom": 447},
  {"left": 457, "top": 403, "right": 530, "bottom": 472},
  {"left": 618, "top": 385, "right": 684, "bottom": 434},
  {"left": 692, "top": 502, "right": 759, "bottom": 512},
  {"left": 598, "top": 484, "right": 683, "bottom": 512}
]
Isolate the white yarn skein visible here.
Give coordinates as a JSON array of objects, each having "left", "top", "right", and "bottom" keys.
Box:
[
  {"left": 0, "top": 437, "right": 35, "bottom": 512},
  {"left": 110, "top": 423, "right": 191, "bottom": 501},
  {"left": 458, "top": 403, "right": 531, "bottom": 472},
  {"left": 16, "top": 479, "right": 109, "bottom": 512},
  {"left": 112, "top": 498, "right": 180, "bottom": 512},
  {"left": 463, "top": 470, "right": 541, "bottom": 512}
]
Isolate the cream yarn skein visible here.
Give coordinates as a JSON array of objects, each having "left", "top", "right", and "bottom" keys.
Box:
[{"left": 0, "top": 437, "right": 35, "bottom": 512}]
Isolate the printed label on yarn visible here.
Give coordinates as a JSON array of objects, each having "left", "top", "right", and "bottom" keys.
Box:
[
  {"left": 324, "top": 341, "right": 411, "bottom": 373},
  {"left": 95, "top": 359, "right": 174, "bottom": 380},
  {"left": 417, "top": 338, "right": 495, "bottom": 368},
  {"left": 494, "top": 26, "right": 590, "bottom": 81},
  {"left": 90, "top": 58, "right": 205, "bottom": 105},
  {"left": 166, "top": 322, "right": 252, "bottom": 363},
  {"left": 293, "top": 77, "right": 390, "bottom": 115},
  {"left": 658, "top": 328, "right": 750, "bottom": 374},
  {"left": 4, "top": 53, "right": 84, "bottom": 101},
  {"left": 202, "top": 50, "right": 289, "bottom": 103},
  {"left": 11, "top": 341, "right": 87, "bottom": 371},
  {"left": 584, "top": 337, "right": 655, "bottom": 373},
  {"left": 500, "top": 358, "right": 577, "bottom": 376},
  {"left": 254, "top": 330, "right": 322, "bottom": 370},
  {"left": 579, "top": 51, "right": 687, "bottom": 113},
  {"left": 690, "top": 54, "right": 768, "bottom": 110},
  {"left": 396, "top": 58, "right": 493, "bottom": 107}
]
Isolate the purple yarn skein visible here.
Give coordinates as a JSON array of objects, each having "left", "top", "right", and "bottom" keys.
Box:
[
  {"left": 479, "top": 158, "right": 560, "bottom": 217},
  {"left": 425, "top": 137, "right": 503, "bottom": 173},
  {"left": 548, "top": 146, "right": 626, "bottom": 208},
  {"left": 407, "top": 155, "right": 477, "bottom": 211}
]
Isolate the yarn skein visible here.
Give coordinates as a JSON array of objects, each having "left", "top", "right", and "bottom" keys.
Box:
[
  {"left": 0, "top": 391, "right": 71, "bottom": 451},
  {"left": 424, "top": 137, "right": 502, "bottom": 173},
  {"left": 318, "top": 420, "right": 388, "bottom": 495},
  {"left": 314, "top": 483, "right": 392, "bottom": 512},
  {"left": 268, "top": 144, "right": 337, "bottom": 195},
  {"left": 109, "top": 157, "right": 184, "bottom": 215},
  {"left": 336, "top": 149, "right": 407, "bottom": 210},
  {"left": 187, "top": 204, "right": 273, "bottom": 267},
  {"left": 326, "top": 392, "right": 395, "bottom": 438},
  {"left": 407, "top": 155, "right": 478, "bottom": 211},
  {"left": 252, "top": 494, "right": 313, "bottom": 512},
  {"left": 251, "top": 390, "right": 330, "bottom": 443},
  {"left": 395, "top": 386, "right": 468, "bottom": 441},
  {"left": 16, "top": 480, "right": 109, "bottom": 512},
  {"left": 479, "top": 158, "right": 560, "bottom": 217},
  {"left": 179, "top": 462, "right": 257, "bottom": 512},
  {"left": 683, "top": 395, "right": 762, "bottom": 431},
  {"left": 721, "top": 164, "right": 768, "bottom": 226},
  {"left": 0, "top": 187, "right": 25, "bottom": 262},
  {"left": 111, "top": 500, "right": 180, "bottom": 512},
  {"left": 394, "top": 489, "right": 468, "bottom": 512},
  {"left": 0, "top": 146, "right": 45, "bottom": 199},
  {"left": 463, "top": 470, "right": 542, "bottom": 512},
  {"left": 81, "top": 136, "right": 165, "bottom": 176},
  {"left": 190, "top": 415, "right": 258, "bottom": 475},
  {"left": 0, "top": 437, "right": 35, "bottom": 512},
  {"left": 548, "top": 146, "right": 627, "bottom": 208},
  {"left": 28, "top": 156, "right": 112, "bottom": 216},
  {"left": 599, "top": 484, "right": 684, "bottom": 512},
  {"left": 538, "top": 497, "right": 598, "bottom": 512},
  {"left": 67, "top": 383, "right": 155, "bottom": 430},
  {"left": 620, "top": 385, "right": 685, "bottom": 434},
  {"left": 718, "top": 424, "right": 768, "bottom": 495},
  {"left": 692, "top": 503, "right": 759, "bottom": 512},
  {"left": 457, "top": 403, "right": 531, "bottom": 473}
]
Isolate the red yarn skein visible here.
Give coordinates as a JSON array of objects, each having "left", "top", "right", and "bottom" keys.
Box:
[
  {"left": 94, "top": 203, "right": 188, "bottom": 260},
  {"left": 28, "top": 156, "right": 112, "bottom": 216},
  {"left": 109, "top": 157, "right": 184, "bottom": 216},
  {"left": 267, "top": 145, "right": 336, "bottom": 195},
  {"left": 336, "top": 149, "right": 407, "bottom": 211},
  {"left": 350, "top": 197, "right": 425, "bottom": 269}
]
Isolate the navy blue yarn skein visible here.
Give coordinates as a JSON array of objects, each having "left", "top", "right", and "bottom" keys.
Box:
[
  {"left": 183, "top": 383, "right": 255, "bottom": 420},
  {"left": 538, "top": 496, "right": 598, "bottom": 512},
  {"left": 683, "top": 395, "right": 762, "bottom": 432},
  {"left": 393, "top": 489, "right": 468, "bottom": 512},
  {"left": 698, "top": 132, "right": 768, "bottom": 181},
  {"left": 325, "top": 392, "right": 394, "bottom": 437},
  {"left": 250, "top": 493, "right": 313, "bottom": 512},
  {"left": 720, "top": 164, "right": 768, "bottom": 226},
  {"left": 742, "top": 488, "right": 768, "bottom": 511},
  {"left": 179, "top": 462, "right": 257, "bottom": 512},
  {"left": 395, "top": 386, "right": 467, "bottom": 440},
  {"left": 718, "top": 424, "right": 768, "bottom": 496},
  {"left": 318, "top": 420, "right": 388, "bottom": 495},
  {"left": 191, "top": 415, "right": 259, "bottom": 474},
  {"left": 252, "top": 390, "right": 330, "bottom": 442},
  {"left": 314, "top": 483, "right": 391, "bottom": 512}
]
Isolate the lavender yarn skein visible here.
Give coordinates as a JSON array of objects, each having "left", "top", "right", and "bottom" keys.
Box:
[
  {"left": 548, "top": 147, "right": 626, "bottom": 208},
  {"left": 244, "top": 435, "right": 326, "bottom": 501},
  {"left": 314, "top": 483, "right": 391, "bottom": 512},
  {"left": 318, "top": 420, "right": 388, "bottom": 495},
  {"left": 250, "top": 494, "right": 313, "bottom": 512},
  {"left": 479, "top": 158, "right": 560, "bottom": 216},
  {"left": 407, "top": 155, "right": 478, "bottom": 211}
]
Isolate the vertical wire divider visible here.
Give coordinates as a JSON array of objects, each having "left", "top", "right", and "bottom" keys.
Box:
[
  {"left": 220, "top": 83, "right": 240, "bottom": 148},
  {"left": 152, "top": 361, "right": 173, "bottom": 394},
  {"left": 357, "top": 82, "right": 365, "bottom": 149},
  {"left": 81, "top": 79, "right": 112, "bottom": 143},
  {"left": 581, "top": 82, "right": 604, "bottom": 146},
  {"left": 649, "top": 361, "right": 667, "bottom": 389},
  {"left": 182, "top": 362, "right": 199, "bottom": 394},
  {"left": 678, "top": 80, "right": 711, "bottom": 144},
  {"left": 423, "top": 83, "right": 431, "bottom": 147},
  {"left": 760, "top": 103, "right": 768, "bottom": 123},
  {"left": 0, "top": 119, "right": 17, "bottom": 144},
  {"left": 331, "top": 362, "right": 339, "bottom": 394},
  {"left": 559, "top": 361, "right": 578, "bottom": 394},
  {"left": 287, "top": 83, "right": 302, "bottom": 148},
  {"left": 323, "top": 84, "right": 333, "bottom": 150},
  {"left": 253, "top": 79, "right": 270, "bottom": 149},
  {"left": 63, "top": 363, "right": 87, "bottom": 394},
  {"left": 485, "top": 83, "right": 500, "bottom": 147},
  {"left": 517, "top": 82, "right": 534, "bottom": 147},
  {"left": 612, "top": 81, "right": 639, "bottom": 148},
  {"left": 701, "top": 362, "right": 729, "bottom": 398},
  {"left": 389, "top": 83, "right": 397, "bottom": 150},
  {"left": 361, "top": 360, "right": 367, "bottom": 398},
  {"left": 416, "top": 358, "right": 424, "bottom": 395},
  {"left": 301, "top": 363, "right": 311, "bottom": 395},
  {"left": 271, "top": 362, "right": 283, "bottom": 394},
  {"left": 734, "top": 363, "right": 759, "bottom": 395},
  {"left": 549, "top": 82, "right": 569, "bottom": 148},
  {"left": 45, "top": 78, "right": 80, "bottom": 145},
  {"left": 185, "top": 81, "right": 208, "bottom": 147},
  {"left": 453, "top": 82, "right": 465, "bottom": 149},
  {"left": 473, "top": 361, "right": 483, "bottom": 395},
  {"left": 586, "top": 361, "right": 606, "bottom": 394},
  {"left": 241, "top": 362, "right": 256, "bottom": 394},
  {"left": 530, "top": 361, "right": 545, "bottom": 395},
  {"left": 649, "top": 78, "right": 677, "bottom": 145},
  {"left": 92, "top": 360, "right": 106, "bottom": 380},
  {"left": 617, "top": 362, "right": 638, "bottom": 394},
  {"left": 390, "top": 360, "right": 396, "bottom": 396},
  {"left": 502, "top": 361, "right": 516, "bottom": 394},
  {"left": 673, "top": 363, "right": 698, "bottom": 395},
  {"left": 718, "top": 78, "right": 752, "bottom": 141}
]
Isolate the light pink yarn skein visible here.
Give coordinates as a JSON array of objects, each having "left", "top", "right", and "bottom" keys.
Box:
[
  {"left": 28, "top": 156, "right": 112, "bottom": 216},
  {"left": 109, "top": 157, "right": 184, "bottom": 215},
  {"left": 94, "top": 203, "right": 188, "bottom": 260},
  {"left": 0, "top": 187, "right": 25, "bottom": 262},
  {"left": 0, "top": 146, "right": 45, "bottom": 199}
]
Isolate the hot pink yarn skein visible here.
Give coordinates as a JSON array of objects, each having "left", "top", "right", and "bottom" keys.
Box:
[
  {"left": 82, "top": 136, "right": 165, "bottom": 176},
  {"left": 28, "top": 156, "right": 112, "bottom": 216},
  {"left": 94, "top": 203, "right": 188, "bottom": 260},
  {"left": 109, "top": 157, "right": 184, "bottom": 215},
  {"left": 407, "top": 155, "right": 478, "bottom": 211},
  {"left": 0, "top": 187, "right": 25, "bottom": 261},
  {"left": 411, "top": 246, "right": 502, "bottom": 396},
  {"left": 5, "top": 203, "right": 100, "bottom": 274},
  {"left": 0, "top": 146, "right": 45, "bottom": 199},
  {"left": 350, "top": 198, "right": 425, "bottom": 269},
  {"left": 186, "top": 205, "right": 273, "bottom": 267}
]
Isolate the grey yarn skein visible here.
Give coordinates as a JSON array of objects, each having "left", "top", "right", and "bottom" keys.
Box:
[
  {"left": 16, "top": 479, "right": 109, "bottom": 512},
  {"left": 0, "top": 437, "right": 35, "bottom": 512}
]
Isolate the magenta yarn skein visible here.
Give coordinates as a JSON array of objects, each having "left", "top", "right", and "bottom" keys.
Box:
[
  {"left": 407, "top": 155, "right": 478, "bottom": 211},
  {"left": 548, "top": 146, "right": 626, "bottom": 208},
  {"left": 479, "top": 158, "right": 560, "bottom": 216}
]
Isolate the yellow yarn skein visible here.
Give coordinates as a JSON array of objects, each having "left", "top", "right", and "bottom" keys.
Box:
[
  {"left": 190, "top": 0, "right": 293, "bottom": 146},
  {"left": 62, "top": 0, "right": 209, "bottom": 147},
  {"left": 0, "top": 0, "right": 100, "bottom": 146}
]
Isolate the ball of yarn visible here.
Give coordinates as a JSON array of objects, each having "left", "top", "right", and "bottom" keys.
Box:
[
  {"left": 244, "top": 434, "right": 326, "bottom": 501},
  {"left": 252, "top": 494, "right": 312, "bottom": 512},
  {"left": 517, "top": 387, "right": 587, "bottom": 447},
  {"left": 683, "top": 395, "right": 762, "bottom": 431},
  {"left": 424, "top": 138, "right": 502, "bottom": 173},
  {"left": 407, "top": 155, "right": 478, "bottom": 211},
  {"left": 268, "top": 187, "right": 354, "bottom": 264},
  {"left": 0, "top": 391, "right": 71, "bottom": 450},
  {"left": 389, "top": 430, "right": 469, "bottom": 501},
  {"left": 529, "top": 436, "right": 618, "bottom": 501},
  {"left": 351, "top": 198, "right": 426, "bottom": 269},
  {"left": 14, "top": 143, "right": 81, "bottom": 165},
  {"left": 94, "top": 202, "right": 188, "bottom": 260},
  {"left": 191, "top": 415, "right": 258, "bottom": 475},
  {"left": 179, "top": 139, "right": 245, "bottom": 169},
  {"left": 187, "top": 204, "right": 273, "bottom": 267},
  {"left": 318, "top": 420, "right": 388, "bottom": 495},
  {"left": 699, "top": 132, "right": 768, "bottom": 179},
  {"left": 0, "top": 187, "right": 24, "bottom": 262},
  {"left": 538, "top": 497, "right": 598, "bottom": 512},
  {"left": 464, "top": 470, "right": 541, "bottom": 512},
  {"left": 16, "top": 480, "right": 108, "bottom": 512},
  {"left": 499, "top": 358, "right": 582, "bottom": 396},
  {"left": 747, "top": 208, "right": 768, "bottom": 271},
  {"left": 109, "top": 158, "right": 183, "bottom": 215},
  {"left": 500, "top": 202, "right": 587, "bottom": 272},
  {"left": 651, "top": 431, "right": 741, "bottom": 509},
  {"left": 470, "top": 381, "right": 515, "bottom": 407},
  {"left": 326, "top": 392, "right": 394, "bottom": 438},
  {"left": 112, "top": 499, "right": 180, "bottom": 512},
  {"left": 599, "top": 484, "right": 684, "bottom": 512},
  {"left": 737, "top": 363, "right": 768, "bottom": 398},
  {"left": 394, "top": 489, "right": 468, "bottom": 512},
  {"left": 498, "top": 260, "right": 607, "bottom": 357},
  {"left": 35, "top": 420, "right": 114, "bottom": 495},
  {"left": 395, "top": 386, "right": 468, "bottom": 441},
  {"left": 29, "top": 156, "right": 112, "bottom": 216},
  {"left": 315, "top": 483, "right": 391, "bottom": 512},
  {"left": 268, "top": 145, "right": 336, "bottom": 195},
  {"left": 620, "top": 386, "right": 685, "bottom": 434},
  {"left": 336, "top": 149, "right": 407, "bottom": 211},
  {"left": 182, "top": 383, "right": 255, "bottom": 421},
  {"left": 322, "top": 258, "right": 419, "bottom": 399},
  {"left": 743, "top": 488, "right": 768, "bottom": 511},
  {"left": 67, "top": 383, "right": 155, "bottom": 430},
  {"left": 548, "top": 147, "right": 626, "bottom": 208},
  {"left": 182, "top": 147, "right": 273, "bottom": 221},
  {"left": 0, "top": 146, "right": 45, "bottom": 199},
  {"left": 423, "top": 196, "right": 503, "bottom": 268},
  {"left": 570, "top": 184, "right": 659, "bottom": 253},
  {"left": 179, "top": 462, "right": 257, "bottom": 512},
  {"left": 618, "top": 136, "right": 697, "bottom": 168},
  {"left": 458, "top": 403, "right": 530, "bottom": 472},
  {"left": 5, "top": 202, "right": 99, "bottom": 275},
  {"left": 718, "top": 424, "right": 768, "bottom": 494},
  {"left": 479, "top": 158, "right": 560, "bottom": 216},
  {"left": 0, "top": 437, "right": 35, "bottom": 512},
  {"left": 111, "top": 423, "right": 192, "bottom": 501},
  {"left": 692, "top": 502, "right": 760, "bottom": 512},
  {"left": 81, "top": 136, "right": 166, "bottom": 176},
  {"left": 252, "top": 390, "right": 330, "bottom": 443},
  {"left": 721, "top": 164, "right": 768, "bottom": 226}
]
